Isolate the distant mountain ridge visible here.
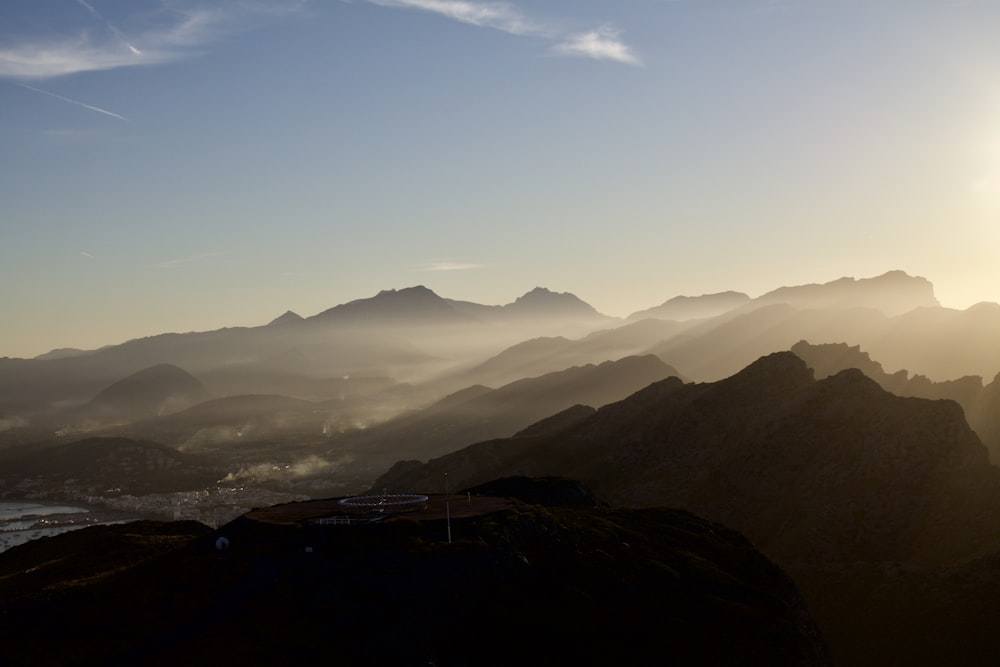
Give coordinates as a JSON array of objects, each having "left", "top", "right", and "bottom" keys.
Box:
[
  {"left": 750, "top": 270, "right": 938, "bottom": 315},
  {"left": 309, "top": 286, "right": 477, "bottom": 326},
  {"left": 328, "top": 354, "right": 680, "bottom": 473},
  {"left": 627, "top": 291, "right": 751, "bottom": 321},
  {"left": 3, "top": 270, "right": 998, "bottom": 446}
]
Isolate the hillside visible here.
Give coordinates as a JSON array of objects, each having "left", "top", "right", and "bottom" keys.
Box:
[
  {"left": 376, "top": 352, "right": 1000, "bottom": 565},
  {"left": 371, "top": 352, "right": 1000, "bottom": 665},
  {"left": 0, "top": 479, "right": 830, "bottom": 666},
  {"left": 0, "top": 437, "right": 220, "bottom": 496},
  {"left": 327, "top": 355, "right": 678, "bottom": 475}
]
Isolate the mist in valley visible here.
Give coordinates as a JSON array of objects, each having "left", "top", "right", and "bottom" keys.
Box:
[
  {"left": 6, "top": 0, "right": 1000, "bottom": 662},
  {"left": 5, "top": 271, "right": 1000, "bottom": 664}
]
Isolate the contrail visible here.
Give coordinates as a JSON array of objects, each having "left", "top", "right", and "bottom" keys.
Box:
[
  {"left": 73, "top": 0, "right": 143, "bottom": 55},
  {"left": 16, "top": 83, "right": 129, "bottom": 121}
]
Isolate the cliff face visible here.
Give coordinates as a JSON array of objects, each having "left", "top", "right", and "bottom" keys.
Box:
[
  {"left": 0, "top": 485, "right": 831, "bottom": 666},
  {"left": 376, "top": 352, "right": 1000, "bottom": 565}
]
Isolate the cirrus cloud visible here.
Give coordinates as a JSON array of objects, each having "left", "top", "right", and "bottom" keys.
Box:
[
  {"left": 365, "top": 0, "right": 641, "bottom": 66},
  {"left": 0, "top": 1, "right": 305, "bottom": 80},
  {"left": 553, "top": 27, "right": 642, "bottom": 66}
]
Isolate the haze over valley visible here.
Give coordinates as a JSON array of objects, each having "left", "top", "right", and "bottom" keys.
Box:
[
  {"left": 5, "top": 1, "right": 1000, "bottom": 663},
  {"left": 4, "top": 269, "right": 1000, "bottom": 516}
]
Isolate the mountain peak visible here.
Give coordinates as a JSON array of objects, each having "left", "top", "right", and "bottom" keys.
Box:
[
  {"left": 375, "top": 285, "right": 437, "bottom": 298},
  {"left": 310, "top": 285, "right": 471, "bottom": 325},
  {"left": 508, "top": 287, "right": 604, "bottom": 318},
  {"left": 268, "top": 310, "right": 304, "bottom": 327},
  {"left": 84, "top": 363, "right": 209, "bottom": 418}
]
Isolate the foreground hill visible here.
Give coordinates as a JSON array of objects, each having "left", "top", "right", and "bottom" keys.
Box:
[{"left": 0, "top": 478, "right": 830, "bottom": 666}]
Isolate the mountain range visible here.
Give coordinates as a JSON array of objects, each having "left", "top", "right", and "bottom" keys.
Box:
[
  {"left": 374, "top": 351, "right": 1000, "bottom": 564},
  {"left": 4, "top": 268, "right": 1000, "bottom": 664},
  {"left": 371, "top": 350, "right": 1000, "bottom": 665}
]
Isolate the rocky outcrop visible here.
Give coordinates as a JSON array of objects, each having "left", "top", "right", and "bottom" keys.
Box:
[{"left": 792, "top": 339, "right": 1000, "bottom": 462}]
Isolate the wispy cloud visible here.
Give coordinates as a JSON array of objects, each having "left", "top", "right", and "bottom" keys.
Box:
[
  {"left": 366, "top": 0, "right": 641, "bottom": 65},
  {"left": 80, "top": 251, "right": 96, "bottom": 259},
  {"left": 553, "top": 27, "right": 641, "bottom": 66},
  {"left": 418, "top": 261, "right": 486, "bottom": 272},
  {"left": 16, "top": 82, "right": 128, "bottom": 121},
  {"left": 368, "top": 0, "right": 538, "bottom": 35},
  {"left": 0, "top": 2, "right": 306, "bottom": 80},
  {"left": 73, "top": 0, "right": 143, "bottom": 55},
  {"left": 148, "top": 251, "right": 229, "bottom": 270}
]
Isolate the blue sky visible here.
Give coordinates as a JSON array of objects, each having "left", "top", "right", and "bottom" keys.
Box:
[{"left": 3, "top": 0, "right": 1000, "bottom": 358}]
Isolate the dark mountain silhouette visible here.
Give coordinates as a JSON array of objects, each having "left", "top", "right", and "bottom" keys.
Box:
[
  {"left": 791, "top": 339, "right": 1000, "bottom": 462},
  {"left": 373, "top": 351, "right": 1000, "bottom": 664},
  {"left": 375, "top": 351, "right": 1000, "bottom": 565},
  {"left": 786, "top": 550, "right": 1000, "bottom": 667},
  {"left": 627, "top": 290, "right": 750, "bottom": 321},
  {"left": 329, "top": 355, "right": 679, "bottom": 477},
  {"left": 0, "top": 481, "right": 831, "bottom": 666},
  {"left": 80, "top": 363, "right": 210, "bottom": 421}
]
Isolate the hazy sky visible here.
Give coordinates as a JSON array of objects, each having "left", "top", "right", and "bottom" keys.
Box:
[{"left": 3, "top": 0, "right": 1000, "bottom": 358}]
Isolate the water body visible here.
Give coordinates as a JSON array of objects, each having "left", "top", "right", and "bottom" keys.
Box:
[{"left": 0, "top": 500, "right": 132, "bottom": 554}]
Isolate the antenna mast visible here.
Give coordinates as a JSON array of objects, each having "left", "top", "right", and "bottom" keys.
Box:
[{"left": 445, "top": 472, "right": 452, "bottom": 544}]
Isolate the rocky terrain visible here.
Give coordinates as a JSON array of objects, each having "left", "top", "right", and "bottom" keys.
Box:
[
  {"left": 791, "top": 339, "right": 1000, "bottom": 462},
  {"left": 373, "top": 352, "right": 1000, "bottom": 665},
  {"left": 0, "top": 477, "right": 830, "bottom": 666}
]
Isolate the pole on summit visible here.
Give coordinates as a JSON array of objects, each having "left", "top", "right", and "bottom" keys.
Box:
[{"left": 445, "top": 472, "right": 452, "bottom": 544}]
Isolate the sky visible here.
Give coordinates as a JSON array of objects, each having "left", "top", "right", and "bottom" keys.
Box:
[{"left": 2, "top": 0, "right": 1000, "bottom": 359}]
